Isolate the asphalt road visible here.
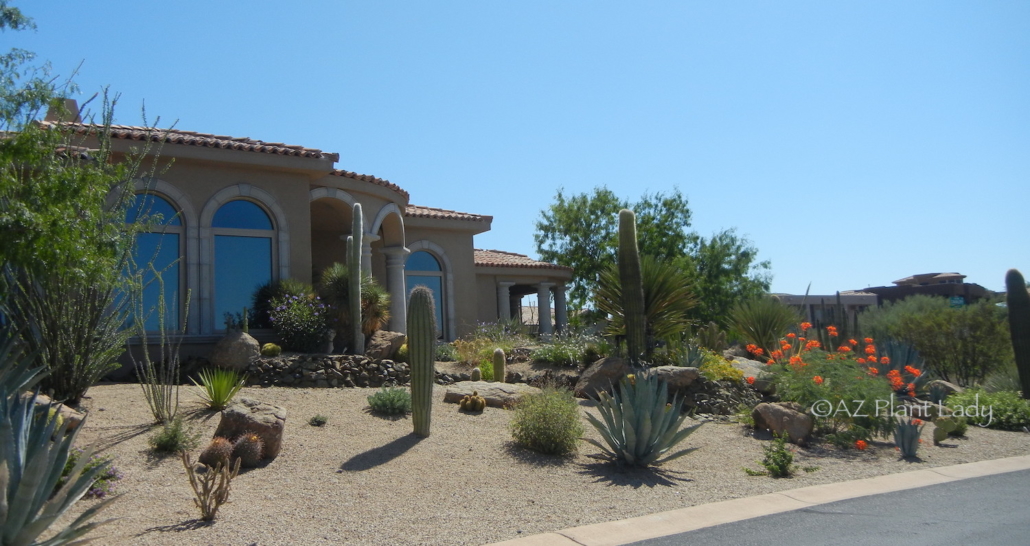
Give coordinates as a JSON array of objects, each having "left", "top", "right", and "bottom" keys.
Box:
[{"left": 628, "top": 469, "right": 1030, "bottom": 546}]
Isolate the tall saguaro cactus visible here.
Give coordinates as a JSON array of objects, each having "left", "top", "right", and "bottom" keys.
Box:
[
  {"left": 618, "top": 209, "right": 646, "bottom": 365},
  {"left": 349, "top": 203, "right": 364, "bottom": 355},
  {"left": 1006, "top": 269, "right": 1030, "bottom": 399},
  {"left": 408, "top": 286, "right": 437, "bottom": 437}
]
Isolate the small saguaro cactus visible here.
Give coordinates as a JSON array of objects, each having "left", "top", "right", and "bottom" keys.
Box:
[
  {"left": 242, "top": 307, "right": 249, "bottom": 334},
  {"left": 618, "top": 209, "right": 646, "bottom": 365},
  {"left": 469, "top": 367, "right": 482, "bottom": 381},
  {"left": 493, "top": 348, "right": 506, "bottom": 383},
  {"left": 350, "top": 203, "right": 364, "bottom": 355},
  {"left": 409, "top": 286, "right": 437, "bottom": 437},
  {"left": 1006, "top": 269, "right": 1030, "bottom": 400}
]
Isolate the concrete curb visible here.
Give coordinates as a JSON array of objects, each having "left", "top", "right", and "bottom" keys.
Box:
[{"left": 486, "top": 454, "right": 1030, "bottom": 546}]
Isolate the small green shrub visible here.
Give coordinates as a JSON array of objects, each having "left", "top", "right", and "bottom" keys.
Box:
[
  {"left": 269, "top": 294, "right": 333, "bottom": 353},
  {"left": 55, "top": 448, "right": 123, "bottom": 499},
  {"left": 479, "top": 358, "right": 494, "bottom": 382},
  {"left": 699, "top": 352, "right": 744, "bottom": 382},
  {"left": 309, "top": 414, "right": 328, "bottom": 427},
  {"left": 509, "top": 386, "right": 583, "bottom": 455},
  {"left": 191, "top": 368, "right": 246, "bottom": 411},
  {"left": 149, "top": 416, "right": 201, "bottom": 454},
  {"left": 252, "top": 278, "right": 314, "bottom": 328},
  {"left": 395, "top": 343, "right": 408, "bottom": 362},
  {"left": 260, "top": 342, "right": 282, "bottom": 356},
  {"left": 435, "top": 343, "right": 457, "bottom": 362},
  {"left": 531, "top": 331, "right": 604, "bottom": 367},
  {"left": 367, "top": 387, "right": 412, "bottom": 415},
  {"left": 947, "top": 389, "right": 1030, "bottom": 431},
  {"left": 745, "top": 434, "right": 795, "bottom": 477}
]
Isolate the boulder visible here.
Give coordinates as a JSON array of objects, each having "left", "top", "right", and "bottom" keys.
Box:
[
  {"left": 574, "top": 357, "right": 633, "bottom": 399},
  {"left": 365, "top": 330, "right": 406, "bottom": 361},
  {"left": 21, "top": 393, "right": 85, "bottom": 430},
  {"left": 652, "top": 366, "right": 701, "bottom": 393},
  {"left": 752, "top": 402, "right": 814, "bottom": 445},
  {"left": 731, "top": 357, "right": 776, "bottom": 394},
  {"left": 927, "top": 379, "right": 963, "bottom": 399},
  {"left": 208, "top": 331, "right": 260, "bottom": 371},
  {"left": 444, "top": 381, "right": 542, "bottom": 408},
  {"left": 213, "top": 397, "right": 287, "bottom": 460}
]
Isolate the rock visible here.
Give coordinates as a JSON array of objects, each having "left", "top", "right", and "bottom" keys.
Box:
[
  {"left": 365, "top": 330, "right": 406, "bottom": 361},
  {"left": 444, "top": 381, "right": 542, "bottom": 408},
  {"left": 927, "top": 379, "right": 963, "bottom": 399},
  {"left": 652, "top": 366, "right": 701, "bottom": 392},
  {"left": 752, "top": 402, "right": 813, "bottom": 445},
  {"left": 730, "top": 357, "right": 776, "bottom": 394},
  {"left": 208, "top": 331, "right": 260, "bottom": 371},
  {"left": 574, "top": 357, "right": 633, "bottom": 399},
  {"left": 21, "top": 393, "right": 85, "bottom": 430},
  {"left": 213, "top": 397, "right": 287, "bottom": 460}
]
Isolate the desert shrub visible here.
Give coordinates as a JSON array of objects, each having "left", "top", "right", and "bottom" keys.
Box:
[
  {"left": 191, "top": 367, "right": 246, "bottom": 410},
  {"left": 395, "top": 343, "right": 408, "bottom": 362},
  {"left": 309, "top": 414, "right": 328, "bottom": 427},
  {"left": 983, "top": 363, "right": 1022, "bottom": 394},
  {"left": 947, "top": 389, "right": 1030, "bottom": 431},
  {"left": 260, "top": 342, "right": 282, "bottom": 356},
  {"left": 55, "top": 448, "right": 123, "bottom": 500},
  {"left": 317, "top": 264, "right": 392, "bottom": 347},
  {"left": 148, "top": 416, "right": 201, "bottom": 454},
  {"left": 478, "top": 357, "right": 495, "bottom": 382},
  {"left": 745, "top": 434, "right": 795, "bottom": 478},
  {"left": 728, "top": 297, "right": 801, "bottom": 355},
  {"left": 269, "top": 293, "right": 333, "bottom": 353},
  {"left": 367, "top": 387, "right": 411, "bottom": 415},
  {"left": 435, "top": 343, "right": 457, "bottom": 362},
  {"left": 509, "top": 386, "right": 583, "bottom": 455},
  {"left": 251, "top": 278, "right": 314, "bottom": 328},
  {"left": 699, "top": 351, "right": 744, "bottom": 382},
  {"left": 531, "top": 330, "right": 604, "bottom": 367}
]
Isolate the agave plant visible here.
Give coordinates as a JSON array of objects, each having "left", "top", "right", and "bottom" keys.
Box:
[
  {"left": 191, "top": 367, "right": 246, "bottom": 411},
  {"left": 583, "top": 372, "right": 703, "bottom": 467},
  {"left": 0, "top": 330, "right": 117, "bottom": 544}
]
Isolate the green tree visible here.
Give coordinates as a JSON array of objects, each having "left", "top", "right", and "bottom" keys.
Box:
[
  {"left": 676, "top": 228, "right": 771, "bottom": 328},
  {"left": 534, "top": 186, "right": 692, "bottom": 310}
]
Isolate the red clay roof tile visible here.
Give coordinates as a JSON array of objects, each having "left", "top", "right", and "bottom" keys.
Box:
[
  {"left": 332, "top": 170, "right": 409, "bottom": 200},
  {"left": 406, "top": 205, "right": 490, "bottom": 222},
  {"left": 474, "top": 249, "right": 572, "bottom": 271}
]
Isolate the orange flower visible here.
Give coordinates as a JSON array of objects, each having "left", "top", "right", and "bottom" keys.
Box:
[
  {"left": 913, "top": 419, "right": 923, "bottom": 426},
  {"left": 867, "top": 367, "right": 878, "bottom": 376},
  {"left": 781, "top": 343, "right": 792, "bottom": 351},
  {"left": 855, "top": 440, "right": 868, "bottom": 451},
  {"left": 904, "top": 365, "right": 921, "bottom": 377},
  {"left": 813, "top": 375, "right": 824, "bottom": 385},
  {"left": 837, "top": 345, "right": 852, "bottom": 353},
  {"left": 789, "top": 356, "right": 803, "bottom": 366},
  {"left": 766, "top": 359, "right": 775, "bottom": 366},
  {"left": 805, "top": 340, "right": 821, "bottom": 350},
  {"left": 798, "top": 337, "right": 806, "bottom": 342},
  {"left": 864, "top": 345, "right": 876, "bottom": 355},
  {"left": 746, "top": 344, "right": 758, "bottom": 353},
  {"left": 800, "top": 322, "right": 812, "bottom": 331},
  {"left": 771, "top": 350, "right": 784, "bottom": 359},
  {"left": 787, "top": 333, "right": 796, "bottom": 339},
  {"left": 880, "top": 356, "right": 890, "bottom": 365},
  {"left": 754, "top": 347, "right": 765, "bottom": 356},
  {"left": 864, "top": 337, "right": 874, "bottom": 344},
  {"left": 849, "top": 339, "right": 858, "bottom": 346},
  {"left": 857, "top": 357, "right": 867, "bottom": 364},
  {"left": 746, "top": 376, "right": 756, "bottom": 385}
]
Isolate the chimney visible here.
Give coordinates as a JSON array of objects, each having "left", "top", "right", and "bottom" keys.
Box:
[{"left": 44, "top": 98, "right": 82, "bottom": 123}]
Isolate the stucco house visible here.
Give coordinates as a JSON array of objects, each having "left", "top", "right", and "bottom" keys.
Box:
[{"left": 44, "top": 100, "right": 571, "bottom": 355}]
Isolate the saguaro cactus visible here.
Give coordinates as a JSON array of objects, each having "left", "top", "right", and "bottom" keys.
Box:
[
  {"left": 350, "top": 203, "right": 364, "bottom": 355},
  {"left": 409, "top": 286, "right": 437, "bottom": 437},
  {"left": 493, "top": 348, "right": 506, "bottom": 383},
  {"left": 1005, "top": 269, "right": 1030, "bottom": 399},
  {"left": 618, "top": 209, "right": 646, "bottom": 365}
]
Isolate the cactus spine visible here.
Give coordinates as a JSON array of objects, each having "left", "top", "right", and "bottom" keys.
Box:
[
  {"left": 618, "top": 209, "right": 646, "bottom": 365},
  {"left": 350, "top": 203, "right": 364, "bottom": 355},
  {"left": 409, "top": 286, "right": 437, "bottom": 437},
  {"left": 493, "top": 348, "right": 506, "bottom": 383},
  {"left": 1006, "top": 269, "right": 1030, "bottom": 399}
]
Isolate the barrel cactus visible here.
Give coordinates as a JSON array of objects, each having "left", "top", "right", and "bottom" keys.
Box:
[
  {"left": 232, "top": 433, "right": 264, "bottom": 468},
  {"left": 260, "top": 343, "right": 281, "bottom": 357},
  {"left": 493, "top": 348, "right": 506, "bottom": 383},
  {"left": 459, "top": 391, "right": 487, "bottom": 412},
  {"left": 349, "top": 203, "right": 364, "bottom": 355},
  {"left": 199, "top": 436, "right": 234, "bottom": 468},
  {"left": 618, "top": 209, "right": 646, "bottom": 365},
  {"left": 469, "top": 367, "right": 482, "bottom": 381},
  {"left": 1006, "top": 269, "right": 1030, "bottom": 399},
  {"left": 409, "top": 286, "right": 437, "bottom": 437}
]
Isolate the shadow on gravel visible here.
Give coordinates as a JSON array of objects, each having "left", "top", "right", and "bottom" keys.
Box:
[
  {"left": 577, "top": 458, "right": 694, "bottom": 488},
  {"left": 88, "top": 423, "right": 153, "bottom": 454},
  {"left": 502, "top": 441, "right": 577, "bottom": 467},
  {"left": 340, "top": 433, "right": 424, "bottom": 472},
  {"left": 139, "top": 519, "right": 215, "bottom": 535}
]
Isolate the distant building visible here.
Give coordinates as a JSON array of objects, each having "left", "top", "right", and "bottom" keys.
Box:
[
  {"left": 862, "top": 273, "right": 992, "bottom": 306},
  {"left": 775, "top": 292, "right": 878, "bottom": 329}
]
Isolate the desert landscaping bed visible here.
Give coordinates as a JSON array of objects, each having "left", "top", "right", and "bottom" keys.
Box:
[{"left": 60, "top": 382, "right": 1030, "bottom": 546}]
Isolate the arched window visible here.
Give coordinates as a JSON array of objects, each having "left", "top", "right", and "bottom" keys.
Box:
[
  {"left": 126, "top": 193, "right": 183, "bottom": 331},
  {"left": 213, "top": 200, "right": 274, "bottom": 327},
  {"left": 406, "top": 251, "right": 444, "bottom": 338}
]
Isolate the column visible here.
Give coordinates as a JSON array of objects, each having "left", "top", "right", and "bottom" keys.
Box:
[
  {"left": 497, "top": 281, "right": 515, "bottom": 322},
  {"left": 361, "top": 233, "right": 381, "bottom": 275},
  {"left": 383, "top": 247, "right": 409, "bottom": 334},
  {"left": 537, "top": 282, "right": 554, "bottom": 336},
  {"left": 554, "top": 283, "right": 568, "bottom": 333}
]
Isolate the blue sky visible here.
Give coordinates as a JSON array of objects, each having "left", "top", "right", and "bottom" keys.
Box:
[{"left": 16, "top": 1, "right": 1029, "bottom": 294}]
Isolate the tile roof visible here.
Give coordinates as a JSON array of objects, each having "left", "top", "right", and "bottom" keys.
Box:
[
  {"left": 39, "top": 121, "right": 339, "bottom": 161},
  {"left": 474, "top": 249, "right": 573, "bottom": 271},
  {"left": 406, "top": 205, "right": 490, "bottom": 222},
  {"left": 331, "top": 169, "right": 409, "bottom": 200}
]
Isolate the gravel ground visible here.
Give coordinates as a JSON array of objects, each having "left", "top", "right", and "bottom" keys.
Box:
[{"left": 60, "top": 381, "right": 1030, "bottom": 546}]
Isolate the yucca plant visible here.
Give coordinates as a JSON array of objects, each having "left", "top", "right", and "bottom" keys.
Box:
[
  {"left": 728, "top": 296, "right": 801, "bottom": 355},
  {"left": 0, "top": 330, "right": 117, "bottom": 544},
  {"left": 583, "top": 372, "right": 703, "bottom": 467},
  {"left": 317, "top": 263, "right": 392, "bottom": 349},
  {"left": 191, "top": 368, "right": 246, "bottom": 411}
]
